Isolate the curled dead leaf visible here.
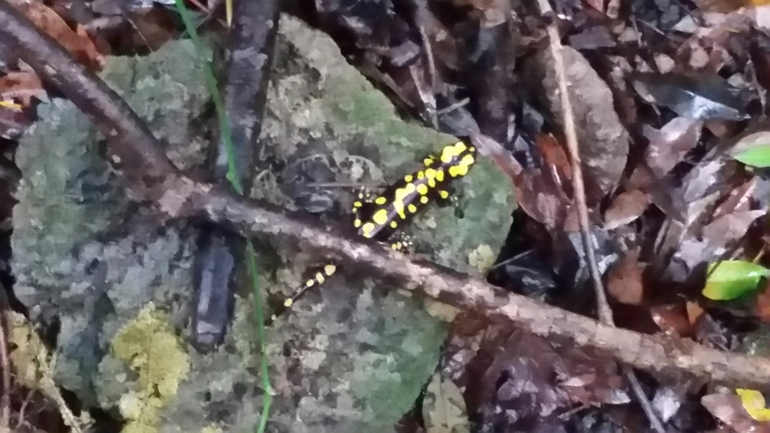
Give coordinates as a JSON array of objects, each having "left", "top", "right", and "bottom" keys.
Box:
[
  {"left": 603, "top": 189, "right": 650, "bottom": 230},
  {"left": 7, "top": 0, "right": 104, "bottom": 70},
  {"left": 606, "top": 249, "right": 645, "bottom": 305}
]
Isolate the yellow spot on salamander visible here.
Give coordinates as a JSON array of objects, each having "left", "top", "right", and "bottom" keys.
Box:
[
  {"left": 324, "top": 264, "right": 336, "bottom": 275},
  {"left": 353, "top": 201, "right": 362, "bottom": 208},
  {"left": 449, "top": 159, "right": 473, "bottom": 177},
  {"left": 393, "top": 183, "right": 416, "bottom": 219},
  {"left": 306, "top": 279, "right": 315, "bottom": 287},
  {"left": 315, "top": 272, "right": 326, "bottom": 284},
  {"left": 417, "top": 171, "right": 425, "bottom": 179},
  {"left": 390, "top": 221, "right": 398, "bottom": 229},
  {"left": 375, "top": 196, "right": 387, "bottom": 205},
  {"left": 361, "top": 222, "right": 375, "bottom": 238},
  {"left": 424, "top": 157, "right": 435, "bottom": 166},
  {"left": 417, "top": 184, "right": 429, "bottom": 195},
  {"left": 284, "top": 299, "right": 294, "bottom": 307},
  {"left": 425, "top": 168, "right": 437, "bottom": 188},
  {"left": 420, "top": 196, "right": 429, "bottom": 204},
  {"left": 354, "top": 219, "right": 362, "bottom": 228},
  {"left": 405, "top": 174, "right": 413, "bottom": 182},
  {"left": 439, "top": 190, "right": 450, "bottom": 199},
  {"left": 408, "top": 204, "right": 418, "bottom": 213},
  {"left": 440, "top": 141, "right": 468, "bottom": 163},
  {"left": 436, "top": 170, "right": 445, "bottom": 182},
  {"left": 373, "top": 209, "right": 389, "bottom": 225}
]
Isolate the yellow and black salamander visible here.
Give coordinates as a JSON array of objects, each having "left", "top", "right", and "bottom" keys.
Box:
[{"left": 267, "top": 140, "right": 477, "bottom": 324}]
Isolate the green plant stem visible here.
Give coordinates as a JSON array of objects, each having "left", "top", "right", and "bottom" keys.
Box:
[
  {"left": 174, "top": 1, "right": 272, "bottom": 432},
  {"left": 175, "top": 0, "right": 242, "bottom": 195}
]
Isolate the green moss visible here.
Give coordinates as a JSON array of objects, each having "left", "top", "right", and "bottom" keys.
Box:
[
  {"left": 111, "top": 304, "right": 190, "bottom": 433},
  {"left": 320, "top": 68, "right": 454, "bottom": 171}
]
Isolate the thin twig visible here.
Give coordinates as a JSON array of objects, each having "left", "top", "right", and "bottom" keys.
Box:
[
  {"left": 541, "top": 10, "right": 665, "bottom": 433},
  {"left": 435, "top": 98, "right": 470, "bottom": 116},
  {"left": 411, "top": 0, "right": 438, "bottom": 129},
  {"left": 0, "top": 310, "right": 10, "bottom": 429}
]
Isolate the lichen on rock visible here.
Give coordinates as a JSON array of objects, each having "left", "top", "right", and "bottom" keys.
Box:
[{"left": 109, "top": 304, "right": 190, "bottom": 433}]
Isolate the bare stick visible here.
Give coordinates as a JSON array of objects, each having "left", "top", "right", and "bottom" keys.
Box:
[{"left": 540, "top": 9, "right": 664, "bottom": 433}]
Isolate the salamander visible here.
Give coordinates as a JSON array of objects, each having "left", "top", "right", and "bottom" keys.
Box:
[{"left": 266, "top": 140, "right": 477, "bottom": 324}]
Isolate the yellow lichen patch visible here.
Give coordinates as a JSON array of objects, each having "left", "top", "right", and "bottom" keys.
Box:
[
  {"left": 8, "top": 311, "right": 49, "bottom": 391},
  {"left": 7, "top": 311, "right": 92, "bottom": 432},
  {"left": 469, "top": 244, "right": 496, "bottom": 273},
  {"left": 112, "top": 303, "right": 190, "bottom": 433}
]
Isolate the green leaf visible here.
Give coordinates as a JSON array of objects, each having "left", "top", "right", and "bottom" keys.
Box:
[
  {"left": 729, "top": 131, "right": 770, "bottom": 168},
  {"left": 702, "top": 260, "right": 770, "bottom": 300},
  {"left": 732, "top": 146, "right": 770, "bottom": 167}
]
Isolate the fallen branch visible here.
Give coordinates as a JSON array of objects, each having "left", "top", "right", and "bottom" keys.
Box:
[
  {"left": 539, "top": 5, "right": 663, "bottom": 431},
  {"left": 2, "top": 0, "right": 770, "bottom": 390}
]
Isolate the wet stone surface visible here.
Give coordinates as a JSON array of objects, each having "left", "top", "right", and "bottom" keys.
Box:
[{"left": 12, "top": 15, "right": 515, "bottom": 433}]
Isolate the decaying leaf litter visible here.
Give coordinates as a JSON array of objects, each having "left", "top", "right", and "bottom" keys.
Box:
[{"left": 3, "top": 0, "right": 770, "bottom": 431}]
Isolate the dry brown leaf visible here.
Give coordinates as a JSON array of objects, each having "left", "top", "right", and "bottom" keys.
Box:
[
  {"left": 603, "top": 189, "right": 650, "bottom": 230},
  {"left": 423, "top": 372, "right": 470, "bottom": 433},
  {"left": 536, "top": 132, "right": 573, "bottom": 188},
  {"left": 686, "top": 301, "right": 705, "bottom": 325},
  {"left": 513, "top": 168, "right": 582, "bottom": 232},
  {"left": 642, "top": 117, "right": 702, "bottom": 178},
  {"left": 702, "top": 392, "right": 770, "bottom": 433},
  {"left": 0, "top": 72, "right": 44, "bottom": 107},
  {"left": 755, "top": 281, "right": 770, "bottom": 323},
  {"left": 712, "top": 178, "right": 756, "bottom": 220},
  {"left": 650, "top": 304, "right": 693, "bottom": 337},
  {"left": 606, "top": 249, "right": 645, "bottom": 305},
  {"left": 7, "top": 0, "right": 104, "bottom": 70},
  {"left": 702, "top": 210, "right": 766, "bottom": 245}
]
